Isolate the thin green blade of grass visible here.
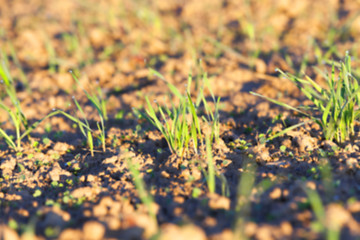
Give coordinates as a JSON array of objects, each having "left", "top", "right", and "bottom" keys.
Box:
[
  {"left": 149, "top": 68, "right": 183, "bottom": 99},
  {"left": 98, "top": 88, "right": 108, "bottom": 121},
  {"left": 0, "top": 128, "right": 16, "bottom": 149},
  {"left": 144, "top": 97, "right": 175, "bottom": 153},
  {"left": 54, "top": 110, "right": 93, "bottom": 135},
  {"left": 8, "top": 43, "right": 30, "bottom": 91},
  {"left": 234, "top": 160, "right": 256, "bottom": 240},
  {"left": 301, "top": 186, "right": 341, "bottom": 240},
  {"left": 187, "top": 93, "right": 200, "bottom": 151},
  {"left": 72, "top": 97, "right": 90, "bottom": 127},
  {"left": 55, "top": 109, "right": 94, "bottom": 155},
  {"left": 0, "top": 59, "right": 12, "bottom": 86},
  {"left": 126, "top": 158, "right": 156, "bottom": 223},
  {"left": 266, "top": 120, "right": 312, "bottom": 142},
  {"left": 19, "top": 110, "right": 62, "bottom": 140},
  {"left": 87, "top": 130, "right": 94, "bottom": 156},
  {"left": 206, "top": 133, "right": 215, "bottom": 194},
  {"left": 303, "top": 187, "right": 326, "bottom": 224},
  {"left": 97, "top": 121, "right": 106, "bottom": 152},
  {"left": 71, "top": 71, "right": 104, "bottom": 117},
  {"left": 250, "top": 91, "right": 311, "bottom": 117}
]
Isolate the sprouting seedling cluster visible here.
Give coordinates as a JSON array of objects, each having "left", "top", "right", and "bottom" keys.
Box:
[
  {"left": 137, "top": 68, "right": 220, "bottom": 159},
  {"left": 55, "top": 71, "right": 108, "bottom": 156},
  {"left": 251, "top": 52, "right": 360, "bottom": 144},
  {"left": 0, "top": 53, "right": 59, "bottom": 151},
  {"left": 0, "top": 52, "right": 108, "bottom": 155}
]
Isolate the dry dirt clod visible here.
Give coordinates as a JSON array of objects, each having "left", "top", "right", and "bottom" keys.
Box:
[
  {"left": 71, "top": 186, "right": 94, "bottom": 199},
  {"left": 292, "top": 134, "right": 317, "bottom": 153},
  {"left": 53, "top": 142, "right": 72, "bottom": 153},
  {"left": 254, "top": 225, "right": 275, "bottom": 240},
  {"left": 48, "top": 162, "right": 71, "bottom": 182},
  {"left": 0, "top": 225, "right": 20, "bottom": 240},
  {"left": 159, "top": 224, "right": 207, "bottom": 240},
  {"left": 344, "top": 144, "right": 359, "bottom": 153},
  {"left": 305, "top": 181, "right": 316, "bottom": 190},
  {"left": 346, "top": 157, "right": 359, "bottom": 173},
  {"left": 280, "top": 221, "right": 293, "bottom": 236},
  {"left": 0, "top": 157, "right": 17, "bottom": 176},
  {"left": 123, "top": 213, "right": 158, "bottom": 239},
  {"left": 191, "top": 167, "right": 202, "bottom": 181},
  {"left": 104, "top": 216, "right": 122, "bottom": 230},
  {"left": 160, "top": 170, "right": 170, "bottom": 178},
  {"left": 248, "top": 143, "right": 271, "bottom": 165},
  {"left": 321, "top": 140, "right": 338, "bottom": 152},
  {"left": 58, "top": 229, "right": 82, "bottom": 240},
  {"left": 325, "top": 204, "right": 352, "bottom": 231},
  {"left": 209, "top": 229, "right": 234, "bottom": 240},
  {"left": 207, "top": 193, "right": 231, "bottom": 210},
  {"left": 40, "top": 206, "right": 71, "bottom": 229},
  {"left": 82, "top": 221, "right": 106, "bottom": 240},
  {"left": 269, "top": 187, "right": 282, "bottom": 200}
]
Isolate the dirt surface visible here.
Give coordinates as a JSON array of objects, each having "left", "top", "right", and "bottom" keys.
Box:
[{"left": 1, "top": 0, "right": 360, "bottom": 239}]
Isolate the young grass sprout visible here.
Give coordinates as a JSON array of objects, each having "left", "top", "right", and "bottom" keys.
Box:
[
  {"left": 233, "top": 159, "right": 257, "bottom": 240},
  {"left": 0, "top": 55, "right": 58, "bottom": 151},
  {"left": 138, "top": 68, "right": 220, "bottom": 158},
  {"left": 126, "top": 157, "right": 157, "bottom": 224},
  {"left": 54, "top": 98, "right": 95, "bottom": 156},
  {"left": 52, "top": 71, "right": 107, "bottom": 156},
  {"left": 71, "top": 71, "right": 107, "bottom": 153},
  {"left": 302, "top": 186, "right": 341, "bottom": 240},
  {"left": 205, "top": 133, "right": 215, "bottom": 194},
  {"left": 251, "top": 52, "right": 360, "bottom": 144}
]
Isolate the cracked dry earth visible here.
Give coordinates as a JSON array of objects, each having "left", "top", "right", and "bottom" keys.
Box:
[{"left": 1, "top": 0, "right": 360, "bottom": 239}]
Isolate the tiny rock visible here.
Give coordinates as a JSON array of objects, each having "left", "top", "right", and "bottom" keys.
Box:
[
  {"left": 269, "top": 187, "right": 282, "bottom": 200},
  {"left": 346, "top": 158, "right": 359, "bottom": 172},
  {"left": 208, "top": 193, "right": 231, "bottom": 210},
  {"left": 161, "top": 170, "right": 170, "bottom": 178}
]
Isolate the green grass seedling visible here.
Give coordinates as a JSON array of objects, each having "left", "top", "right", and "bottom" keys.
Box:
[
  {"left": 70, "top": 71, "right": 107, "bottom": 152},
  {"left": 199, "top": 72, "right": 221, "bottom": 143},
  {"left": 0, "top": 55, "right": 59, "bottom": 151},
  {"left": 142, "top": 91, "right": 192, "bottom": 158},
  {"left": 303, "top": 186, "right": 340, "bottom": 240},
  {"left": 233, "top": 160, "right": 256, "bottom": 240},
  {"left": 126, "top": 157, "right": 157, "bottom": 224},
  {"left": 251, "top": 52, "right": 360, "bottom": 143},
  {"left": 205, "top": 133, "right": 215, "bottom": 193},
  {"left": 139, "top": 68, "right": 220, "bottom": 158},
  {"left": 43, "top": 33, "right": 58, "bottom": 73},
  {"left": 55, "top": 97, "right": 95, "bottom": 156},
  {"left": 7, "top": 43, "right": 30, "bottom": 92}
]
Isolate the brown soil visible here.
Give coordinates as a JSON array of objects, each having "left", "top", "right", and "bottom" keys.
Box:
[{"left": 0, "top": 0, "right": 360, "bottom": 239}]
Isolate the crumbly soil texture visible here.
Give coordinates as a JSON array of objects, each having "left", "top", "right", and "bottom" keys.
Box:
[{"left": 1, "top": 1, "right": 360, "bottom": 240}]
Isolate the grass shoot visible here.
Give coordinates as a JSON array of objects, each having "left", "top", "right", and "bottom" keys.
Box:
[
  {"left": 251, "top": 52, "right": 360, "bottom": 144},
  {"left": 70, "top": 71, "right": 107, "bottom": 152},
  {"left": 139, "top": 68, "right": 220, "bottom": 158}
]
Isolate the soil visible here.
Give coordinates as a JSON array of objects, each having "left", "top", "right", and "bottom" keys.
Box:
[{"left": 0, "top": 0, "right": 360, "bottom": 239}]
